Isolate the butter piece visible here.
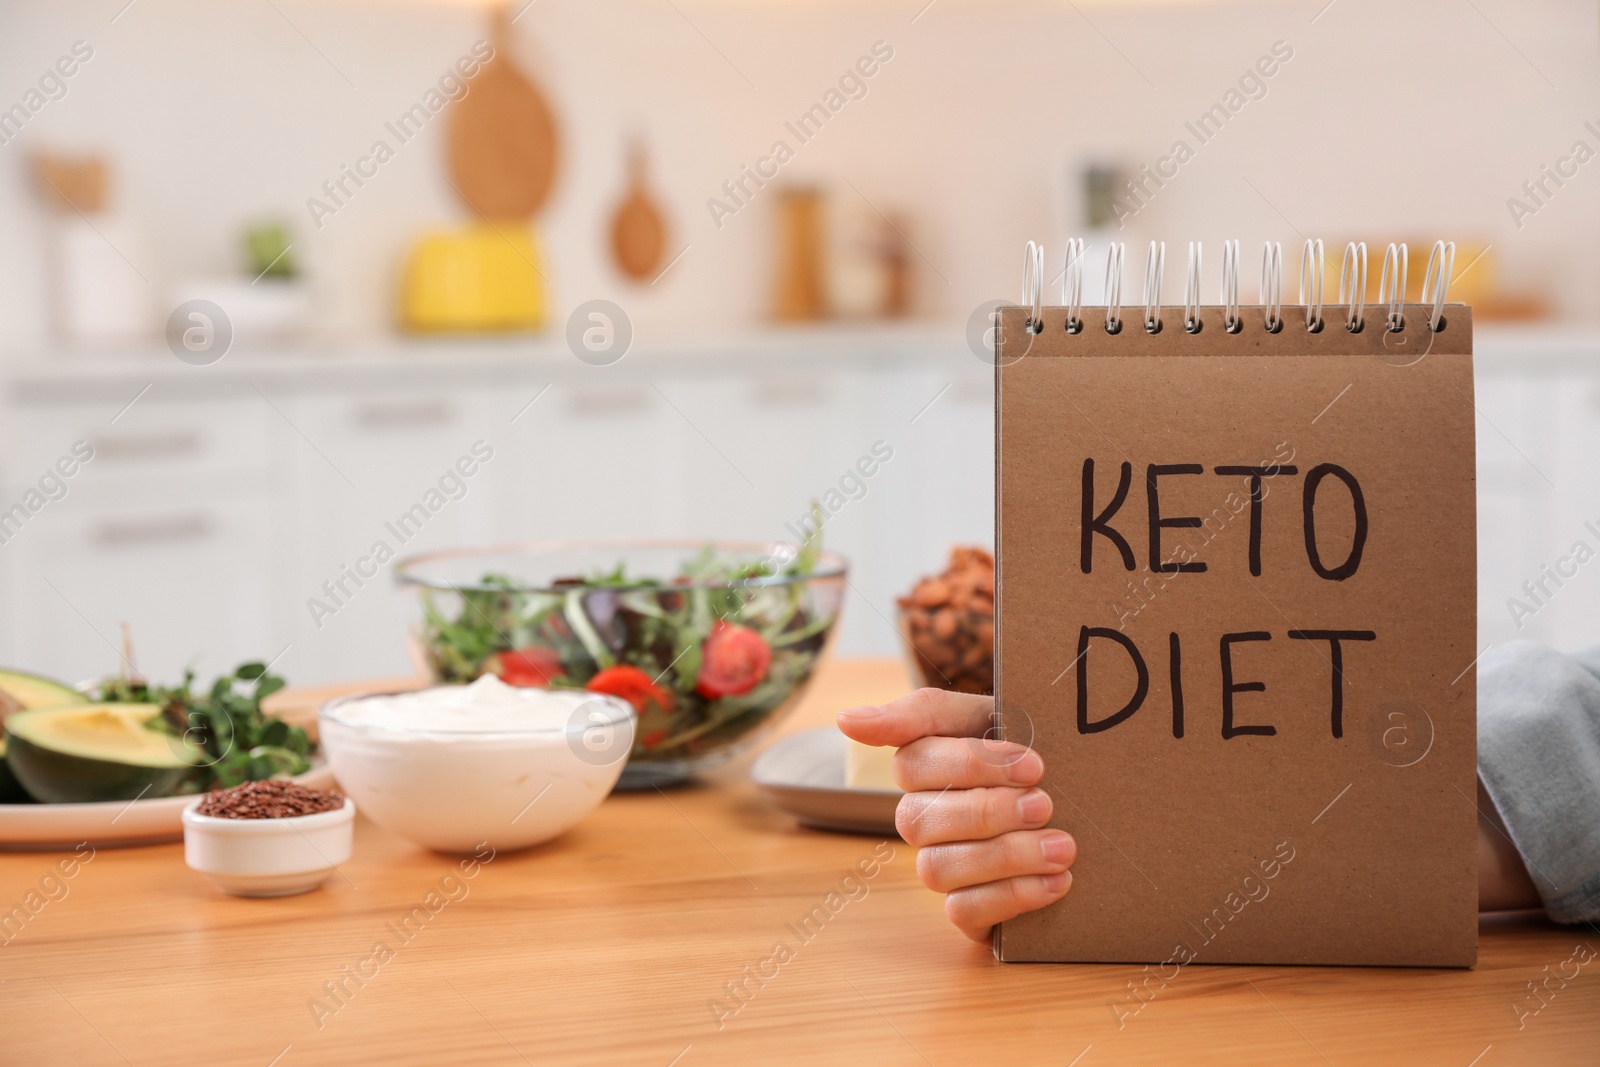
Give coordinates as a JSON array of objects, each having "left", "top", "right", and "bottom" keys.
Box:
[{"left": 845, "top": 737, "right": 898, "bottom": 791}]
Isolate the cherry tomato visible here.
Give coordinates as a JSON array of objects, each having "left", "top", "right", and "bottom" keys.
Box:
[
  {"left": 491, "top": 647, "right": 564, "bottom": 688},
  {"left": 695, "top": 622, "right": 772, "bottom": 698},
  {"left": 586, "top": 664, "right": 674, "bottom": 714}
]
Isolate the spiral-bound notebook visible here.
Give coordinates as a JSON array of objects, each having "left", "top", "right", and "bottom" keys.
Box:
[{"left": 994, "top": 240, "right": 1478, "bottom": 967}]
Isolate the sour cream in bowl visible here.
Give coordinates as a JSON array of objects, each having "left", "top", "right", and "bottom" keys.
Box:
[{"left": 319, "top": 676, "right": 635, "bottom": 853}]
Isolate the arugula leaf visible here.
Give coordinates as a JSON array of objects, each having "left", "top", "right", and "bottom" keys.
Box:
[
  {"left": 562, "top": 589, "right": 615, "bottom": 669},
  {"left": 103, "top": 661, "right": 311, "bottom": 794}
]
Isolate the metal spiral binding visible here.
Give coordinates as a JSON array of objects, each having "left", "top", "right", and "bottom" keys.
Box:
[
  {"left": 1220, "top": 239, "right": 1241, "bottom": 333},
  {"left": 1260, "top": 241, "right": 1283, "bottom": 332},
  {"left": 1018, "top": 237, "right": 1456, "bottom": 337},
  {"left": 1300, "top": 239, "right": 1325, "bottom": 333},
  {"left": 1183, "top": 242, "right": 1203, "bottom": 334},
  {"left": 1379, "top": 242, "right": 1408, "bottom": 333},
  {"left": 1420, "top": 240, "right": 1456, "bottom": 333},
  {"left": 1062, "top": 238, "right": 1086, "bottom": 334},
  {"left": 1104, "top": 242, "right": 1125, "bottom": 334},
  {"left": 1142, "top": 241, "right": 1165, "bottom": 334},
  {"left": 1022, "top": 240, "right": 1044, "bottom": 334},
  {"left": 1340, "top": 242, "right": 1368, "bottom": 333}
]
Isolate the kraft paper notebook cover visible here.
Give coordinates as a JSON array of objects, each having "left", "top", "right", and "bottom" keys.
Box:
[{"left": 994, "top": 240, "right": 1478, "bottom": 967}]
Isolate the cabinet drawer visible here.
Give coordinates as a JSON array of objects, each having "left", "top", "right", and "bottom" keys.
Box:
[{"left": 2, "top": 399, "right": 273, "bottom": 489}]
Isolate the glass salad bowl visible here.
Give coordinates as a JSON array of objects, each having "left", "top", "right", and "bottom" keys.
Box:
[{"left": 394, "top": 540, "right": 848, "bottom": 788}]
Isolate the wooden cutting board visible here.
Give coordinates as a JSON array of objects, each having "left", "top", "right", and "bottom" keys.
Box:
[{"left": 447, "top": 2, "right": 560, "bottom": 219}]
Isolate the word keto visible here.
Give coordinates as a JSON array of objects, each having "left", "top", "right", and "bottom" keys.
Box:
[
  {"left": 307, "top": 441, "right": 494, "bottom": 629},
  {"left": 0, "top": 441, "right": 96, "bottom": 547},
  {"left": 1111, "top": 40, "right": 1294, "bottom": 227},
  {"left": 0, "top": 41, "right": 94, "bottom": 146},
  {"left": 1076, "top": 456, "right": 1375, "bottom": 739},
  {"left": 1109, "top": 841, "right": 1295, "bottom": 1028},
  {"left": 1506, "top": 121, "right": 1600, "bottom": 230},
  {"left": 307, "top": 41, "right": 494, "bottom": 230},
  {"left": 782, "top": 439, "right": 894, "bottom": 545},
  {"left": 1109, "top": 442, "right": 1296, "bottom": 630},
  {"left": 307, "top": 843, "right": 496, "bottom": 1029},
  {"left": 0, "top": 843, "right": 96, "bottom": 948},
  {"left": 1505, "top": 517, "right": 1600, "bottom": 629},
  {"left": 1080, "top": 455, "right": 1365, "bottom": 578},
  {"left": 1512, "top": 942, "right": 1595, "bottom": 1030},
  {"left": 708, "top": 841, "right": 895, "bottom": 1029},
  {"left": 707, "top": 41, "right": 894, "bottom": 229}
]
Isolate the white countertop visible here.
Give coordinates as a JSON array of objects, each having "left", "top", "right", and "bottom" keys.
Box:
[
  {"left": 0, "top": 324, "right": 971, "bottom": 402},
  {"left": 1, "top": 322, "right": 1592, "bottom": 404}
]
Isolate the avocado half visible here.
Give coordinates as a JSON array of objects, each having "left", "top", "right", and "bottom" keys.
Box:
[
  {"left": 0, "top": 669, "right": 88, "bottom": 803},
  {"left": 5, "top": 704, "right": 196, "bottom": 804}
]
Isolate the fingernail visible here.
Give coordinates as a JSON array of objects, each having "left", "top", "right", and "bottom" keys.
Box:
[
  {"left": 1041, "top": 832, "right": 1075, "bottom": 865},
  {"left": 1043, "top": 871, "right": 1072, "bottom": 896},
  {"left": 838, "top": 705, "right": 882, "bottom": 722},
  {"left": 1017, "top": 790, "right": 1050, "bottom": 823},
  {"left": 1006, "top": 749, "right": 1043, "bottom": 784}
]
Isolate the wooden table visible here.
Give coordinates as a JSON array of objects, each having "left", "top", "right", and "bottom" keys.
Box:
[{"left": 2, "top": 658, "right": 1595, "bottom": 1065}]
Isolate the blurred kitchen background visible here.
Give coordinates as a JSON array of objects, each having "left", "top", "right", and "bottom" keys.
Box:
[{"left": 1, "top": 0, "right": 1597, "bottom": 686}]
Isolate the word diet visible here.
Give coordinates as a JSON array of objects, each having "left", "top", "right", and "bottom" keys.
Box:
[{"left": 1070, "top": 457, "right": 1377, "bottom": 741}]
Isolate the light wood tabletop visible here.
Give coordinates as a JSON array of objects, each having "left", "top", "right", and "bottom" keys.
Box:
[{"left": 2, "top": 657, "right": 1595, "bottom": 1066}]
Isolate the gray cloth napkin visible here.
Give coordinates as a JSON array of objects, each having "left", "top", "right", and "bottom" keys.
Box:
[{"left": 1479, "top": 640, "right": 1600, "bottom": 924}]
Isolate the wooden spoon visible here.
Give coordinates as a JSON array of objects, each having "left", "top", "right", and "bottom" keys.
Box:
[
  {"left": 609, "top": 139, "right": 668, "bottom": 281},
  {"left": 447, "top": 2, "right": 560, "bottom": 220}
]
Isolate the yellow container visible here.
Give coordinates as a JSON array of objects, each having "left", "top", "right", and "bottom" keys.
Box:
[{"left": 400, "top": 224, "right": 545, "bottom": 333}]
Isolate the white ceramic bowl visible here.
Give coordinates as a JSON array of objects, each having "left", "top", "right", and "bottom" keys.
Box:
[
  {"left": 182, "top": 797, "right": 354, "bottom": 898},
  {"left": 318, "top": 687, "right": 634, "bottom": 853}
]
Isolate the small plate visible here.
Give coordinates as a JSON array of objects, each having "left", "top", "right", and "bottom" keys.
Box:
[
  {"left": 752, "top": 727, "right": 902, "bottom": 836},
  {"left": 0, "top": 759, "right": 336, "bottom": 851}
]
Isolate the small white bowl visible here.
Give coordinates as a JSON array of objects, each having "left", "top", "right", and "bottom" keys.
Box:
[
  {"left": 182, "top": 797, "right": 355, "bottom": 897},
  {"left": 319, "top": 685, "right": 634, "bottom": 853}
]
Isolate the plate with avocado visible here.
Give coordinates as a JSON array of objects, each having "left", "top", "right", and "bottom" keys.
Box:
[{"left": 0, "top": 663, "right": 332, "bottom": 850}]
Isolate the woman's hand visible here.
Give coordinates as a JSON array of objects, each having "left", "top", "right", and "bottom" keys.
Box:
[{"left": 838, "top": 689, "right": 1075, "bottom": 943}]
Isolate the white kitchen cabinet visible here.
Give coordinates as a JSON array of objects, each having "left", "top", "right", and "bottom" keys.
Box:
[
  {"left": 836, "top": 361, "right": 997, "bottom": 657},
  {"left": 489, "top": 373, "right": 692, "bottom": 543},
  {"left": 1474, "top": 372, "right": 1548, "bottom": 649},
  {"left": 1507, "top": 369, "right": 1600, "bottom": 651},
  {"left": 663, "top": 368, "right": 875, "bottom": 535},
  {"left": 276, "top": 385, "right": 504, "bottom": 684},
  {"left": 3, "top": 495, "right": 279, "bottom": 686},
  {"left": 888, "top": 366, "right": 996, "bottom": 560},
  {"left": 1475, "top": 335, "right": 1600, "bottom": 654},
  {"left": 0, "top": 380, "right": 284, "bottom": 684}
]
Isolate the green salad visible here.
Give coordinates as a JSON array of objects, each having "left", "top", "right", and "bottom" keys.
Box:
[{"left": 417, "top": 538, "right": 837, "bottom": 760}]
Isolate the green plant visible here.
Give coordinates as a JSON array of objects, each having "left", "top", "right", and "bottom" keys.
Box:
[{"left": 243, "top": 221, "right": 297, "bottom": 280}]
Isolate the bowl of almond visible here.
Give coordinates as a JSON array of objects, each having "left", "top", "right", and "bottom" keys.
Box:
[{"left": 896, "top": 547, "right": 994, "bottom": 696}]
